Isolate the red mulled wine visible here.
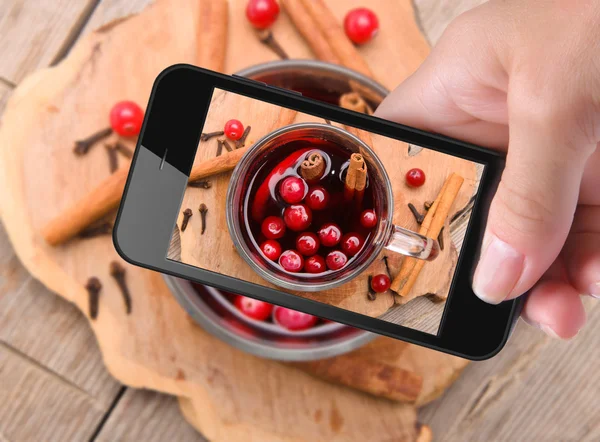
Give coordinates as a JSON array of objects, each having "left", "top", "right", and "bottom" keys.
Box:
[{"left": 242, "top": 138, "right": 378, "bottom": 277}]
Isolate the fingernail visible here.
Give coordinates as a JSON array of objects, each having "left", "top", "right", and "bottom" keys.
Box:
[
  {"left": 589, "top": 282, "right": 600, "bottom": 299},
  {"left": 539, "top": 324, "right": 561, "bottom": 339},
  {"left": 473, "top": 234, "right": 524, "bottom": 304}
]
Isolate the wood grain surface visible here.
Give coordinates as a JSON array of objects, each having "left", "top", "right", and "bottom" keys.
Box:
[{"left": 0, "top": 0, "right": 598, "bottom": 441}]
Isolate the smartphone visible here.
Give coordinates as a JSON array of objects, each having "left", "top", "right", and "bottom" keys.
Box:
[{"left": 114, "top": 64, "right": 523, "bottom": 360}]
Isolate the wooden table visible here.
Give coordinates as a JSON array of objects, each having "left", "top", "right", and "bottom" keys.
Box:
[{"left": 0, "top": 1, "right": 598, "bottom": 440}]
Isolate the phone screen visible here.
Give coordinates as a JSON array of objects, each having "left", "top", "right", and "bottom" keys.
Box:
[{"left": 167, "top": 88, "right": 483, "bottom": 335}]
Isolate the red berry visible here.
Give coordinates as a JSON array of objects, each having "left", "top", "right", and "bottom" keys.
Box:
[
  {"left": 273, "top": 306, "right": 318, "bottom": 331},
  {"left": 406, "top": 168, "right": 426, "bottom": 187},
  {"left": 261, "top": 216, "right": 286, "bottom": 239},
  {"left": 344, "top": 8, "right": 379, "bottom": 45},
  {"left": 371, "top": 274, "right": 391, "bottom": 293},
  {"left": 296, "top": 232, "right": 320, "bottom": 256},
  {"left": 305, "top": 185, "right": 330, "bottom": 210},
  {"left": 279, "top": 249, "right": 304, "bottom": 272},
  {"left": 109, "top": 101, "right": 144, "bottom": 137},
  {"left": 283, "top": 204, "right": 312, "bottom": 231},
  {"left": 326, "top": 250, "right": 348, "bottom": 270},
  {"left": 304, "top": 255, "right": 326, "bottom": 273},
  {"left": 246, "top": 0, "right": 280, "bottom": 29},
  {"left": 341, "top": 232, "right": 364, "bottom": 256},
  {"left": 234, "top": 295, "right": 273, "bottom": 321},
  {"left": 318, "top": 223, "right": 342, "bottom": 247},
  {"left": 279, "top": 176, "right": 307, "bottom": 204},
  {"left": 360, "top": 209, "right": 377, "bottom": 229},
  {"left": 224, "top": 119, "right": 244, "bottom": 140},
  {"left": 260, "top": 239, "right": 282, "bottom": 260}
]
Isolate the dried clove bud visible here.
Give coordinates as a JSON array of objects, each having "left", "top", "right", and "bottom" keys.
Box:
[
  {"left": 216, "top": 139, "right": 224, "bottom": 156},
  {"left": 201, "top": 131, "right": 224, "bottom": 142},
  {"left": 221, "top": 139, "right": 233, "bottom": 152},
  {"left": 199, "top": 203, "right": 208, "bottom": 235},
  {"left": 438, "top": 226, "right": 444, "bottom": 251},
  {"left": 105, "top": 143, "right": 119, "bottom": 173},
  {"left": 382, "top": 256, "right": 391, "bottom": 278},
  {"left": 114, "top": 141, "right": 133, "bottom": 158},
  {"left": 424, "top": 201, "right": 434, "bottom": 211},
  {"left": 109, "top": 261, "right": 132, "bottom": 314},
  {"left": 367, "top": 275, "right": 377, "bottom": 301},
  {"left": 85, "top": 277, "right": 102, "bottom": 320},
  {"left": 256, "top": 29, "right": 289, "bottom": 59},
  {"left": 408, "top": 203, "right": 424, "bottom": 224},
  {"left": 188, "top": 179, "right": 212, "bottom": 189},
  {"left": 234, "top": 125, "right": 252, "bottom": 149},
  {"left": 181, "top": 208, "right": 193, "bottom": 232},
  {"left": 74, "top": 128, "right": 112, "bottom": 155}
]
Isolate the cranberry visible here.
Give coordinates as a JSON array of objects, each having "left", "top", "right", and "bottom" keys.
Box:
[
  {"left": 246, "top": 0, "right": 280, "bottom": 29},
  {"left": 360, "top": 209, "right": 377, "bottom": 229},
  {"left": 234, "top": 295, "right": 273, "bottom": 321},
  {"left": 283, "top": 204, "right": 312, "bottom": 231},
  {"left": 109, "top": 101, "right": 144, "bottom": 137},
  {"left": 260, "top": 239, "right": 282, "bottom": 260},
  {"left": 296, "top": 232, "right": 320, "bottom": 256},
  {"left": 344, "top": 8, "right": 379, "bottom": 45},
  {"left": 224, "top": 119, "right": 244, "bottom": 140},
  {"left": 261, "top": 216, "right": 286, "bottom": 239},
  {"left": 304, "top": 255, "right": 326, "bottom": 273},
  {"left": 371, "top": 274, "right": 391, "bottom": 293},
  {"left": 273, "top": 306, "right": 318, "bottom": 331},
  {"left": 279, "top": 249, "right": 304, "bottom": 272},
  {"left": 406, "top": 168, "right": 426, "bottom": 187},
  {"left": 326, "top": 250, "right": 348, "bottom": 270},
  {"left": 305, "top": 185, "right": 330, "bottom": 210},
  {"left": 318, "top": 223, "right": 342, "bottom": 247},
  {"left": 279, "top": 176, "right": 307, "bottom": 204},
  {"left": 341, "top": 232, "right": 364, "bottom": 256}
]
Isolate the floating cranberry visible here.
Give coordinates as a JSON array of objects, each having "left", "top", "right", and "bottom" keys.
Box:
[
  {"left": 110, "top": 101, "right": 144, "bottom": 137},
  {"left": 318, "top": 223, "right": 342, "bottom": 247},
  {"left": 296, "top": 232, "right": 320, "bottom": 256},
  {"left": 224, "top": 119, "right": 244, "bottom": 140},
  {"left": 279, "top": 249, "right": 304, "bottom": 272},
  {"left": 341, "top": 232, "right": 364, "bottom": 256},
  {"left": 360, "top": 209, "right": 377, "bottom": 229},
  {"left": 283, "top": 204, "right": 312, "bottom": 231},
  {"left": 246, "top": 0, "right": 280, "bottom": 29},
  {"left": 406, "top": 168, "right": 426, "bottom": 187},
  {"left": 261, "top": 216, "right": 286, "bottom": 239},
  {"left": 260, "top": 239, "right": 282, "bottom": 261},
  {"left": 344, "top": 8, "right": 379, "bottom": 45},
  {"left": 326, "top": 250, "right": 348, "bottom": 270},
  {"left": 371, "top": 274, "right": 391, "bottom": 293},
  {"left": 304, "top": 255, "right": 326, "bottom": 273},
  {"left": 305, "top": 185, "right": 330, "bottom": 211},
  {"left": 273, "top": 306, "right": 318, "bottom": 331},
  {"left": 234, "top": 295, "right": 273, "bottom": 321},
  {"left": 279, "top": 176, "right": 307, "bottom": 204}
]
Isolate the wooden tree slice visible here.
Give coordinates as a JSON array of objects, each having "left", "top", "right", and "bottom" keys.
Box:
[{"left": 0, "top": 0, "right": 467, "bottom": 440}]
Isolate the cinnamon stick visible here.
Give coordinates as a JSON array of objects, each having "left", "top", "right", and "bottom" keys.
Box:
[
  {"left": 196, "top": 0, "right": 228, "bottom": 71},
  {"left": 300, "top": 152, "right": 325, "bottom": 182},
  {"left": 344, "top": 153, "right": 366, "bottom": 201},
  {"left": 282, "top": 0, "right": 374, "bottom": 79},
  {"left": 391, "top": 173, "right": 464, "bottom": 299},
  {"left": 340, "top": 92, "right": 373, "bottom": 115},
  {"left": 42, "top": 108, "right": 298, "bottom": 246}
]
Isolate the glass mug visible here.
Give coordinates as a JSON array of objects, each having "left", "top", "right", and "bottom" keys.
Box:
[{"left": 226, "top": 123, "right": 439, "bottom": 292}]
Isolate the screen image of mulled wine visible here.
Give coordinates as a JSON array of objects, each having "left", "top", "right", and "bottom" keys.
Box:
[{"left": 241, "top": 139, "right": 377, "bottom": 280}]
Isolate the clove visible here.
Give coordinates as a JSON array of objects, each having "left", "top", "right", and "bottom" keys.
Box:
[
  {"left": 382, "top": 256, "right": 391, "bottom": 278},
  {"left": 425, "top": 293, "right": 445, "bottom": 304},
  {"left": 221, "top": 139, "right": 233, "bottom": 152},
  {"left": 424, "top": 200, "right": 434, "bottom": 211},
  {"left": 367, "top": 275, "right": 377, "bottom": 301},
  {"left": 114, "top": 141, "right": 133, "bottom": 158},
  {"left": 234, "top": 125, "right": 252, "bottom": 149},
  {"left": 85, "top": 277, "right": 102, "bottom": 320},
  {"left": 188, "top": 179, "right": 212, "bottom": 189},
  {"left": 199, "top": 203, "right": 208, "bottom": 235},
  {"left": 181, "top": 208, "right": 193, "bottom": 232},
  {"left": 109, "top": 261, "right": 132, "bottom": 314},
  {"left": 105, "top": 143, "right": 119, "bottom": 173},
  {"left": 201, "top": 130, "right": 224, "bottom": 142},
  {"left": 408, "top": 203, "right": 424, "bottom": 224},
  {"left": 74, "top": 128, "right": 112, "bottom": 155},
  {"left": 78, "top": 222, "right": 112, "bottom": 239},
  {"left": 324, "top": 119, "right": 332, "bottom": 125},
  {"left": 216, "top": 139, "right": 224, "bottom": 156},
  {"left": 256, "top": 29, "right": 289, "bottom": 59},
  {"left": 438, "top": 226, "right": 444, "bottom": 251}
]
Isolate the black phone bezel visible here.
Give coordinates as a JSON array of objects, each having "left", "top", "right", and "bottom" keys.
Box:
[{"left": 113, "top": 64, "right": 523, "bottom": 360}]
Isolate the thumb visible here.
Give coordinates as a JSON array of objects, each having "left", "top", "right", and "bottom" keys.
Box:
[{"left": 472, "top": 94, "right": 595, "bottom": 304}]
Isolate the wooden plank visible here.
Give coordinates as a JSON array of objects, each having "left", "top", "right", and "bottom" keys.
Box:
[
  {"left": 95, "top": 389, "right": 206, "bottom": 442},
  {"left": 0, "top": 0, "right": 99, "bottom": 84},
  {"left": 413, "top": 0, "right": 487, "bottom": 44},
  {"left": 83, "top": 0, "right": 151, "bottom": 32},
  {"left": 0, "top": 81, "right": 12, "bottom": 116}
]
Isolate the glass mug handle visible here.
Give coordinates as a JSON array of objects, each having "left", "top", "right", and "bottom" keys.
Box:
[{"left": 385, "top": 225, "right": 439, "bottom": 261}]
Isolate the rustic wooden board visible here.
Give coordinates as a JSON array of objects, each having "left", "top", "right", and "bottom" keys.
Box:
[
  {"left": 176, "top": 90, "right": 476, "bottom": 327},
  {"left": 0, "top": 0, "right": 468, "bottom": 440}
]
